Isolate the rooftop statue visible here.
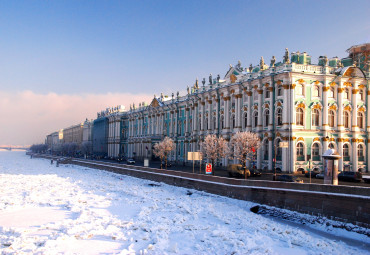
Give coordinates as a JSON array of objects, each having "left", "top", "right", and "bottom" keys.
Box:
[
  {"left": 217, "top": 74, "right": 220, "bottom": 82},
  {"left": 249, "top": 64, "right": 253, "bottom": 73},
  {"left": 284, "top": 48, "right": 290, "bottom": 64},
  {"left": 209, "top": 73, "right": 213, "bottom": 85},
  {"left": 195, "top": 78, "right": 199, "bottom": 89},
  {"left": 187, "top": 86, "right": 190, "bottom": 94},
  {"left": 260, "top": 56, "right": 265, "bottom": 70},
  {"left": 270, "top": 56, "right": 276, "bottom": 67},
  {"left": 202, "top": 78, "right": 206, "bottom": 86},
  {"left": 177, "top": 91, "right": 179, "bottom": 98}
]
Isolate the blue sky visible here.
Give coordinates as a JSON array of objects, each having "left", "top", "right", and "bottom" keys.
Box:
[
  {"left": 1, "top": 0, "right": 369, "bottom": 95},
  {"left": 0, "top": 0, "right": 369, "bottom": 145}
]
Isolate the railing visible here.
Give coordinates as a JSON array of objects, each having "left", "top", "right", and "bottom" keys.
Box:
[{"left": 297, "top": 155, "right": 305, "bottom": 161}]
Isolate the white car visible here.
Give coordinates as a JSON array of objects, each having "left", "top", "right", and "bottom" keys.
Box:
[{"left": 127, "top": 158, "right": 135, "bottom": 164}]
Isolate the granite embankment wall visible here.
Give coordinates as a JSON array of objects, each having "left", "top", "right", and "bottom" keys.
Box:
[{"left": 32, "top": 154, "right": 370, "bottom": 227}]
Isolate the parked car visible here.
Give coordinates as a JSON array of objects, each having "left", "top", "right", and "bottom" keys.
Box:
[
  {"left": 315, "top": 172, "right": 324, "bottom": 179},
  {"left": 227, "top": 164, "right": 250, "bottom": 178},
  {"left": 249, "top": 169, "right": 262, "bottom": 177},
  {"left": 127, "top": 158, "right": 135, "bottom": 164},
  {"left": 161, "top": 161, "right": 172, "bottom": 167},
  {"left": 338, "top": 171, "right": 362, "bottom": 182},
  {"left": 305, "top": 170, "right": 320, "bottom": 178},
  {"left": 275, "top": 175, "right": 303, "bottom": 183}
]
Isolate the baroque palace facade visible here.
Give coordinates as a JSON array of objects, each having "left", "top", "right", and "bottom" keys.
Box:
[{"left": 48, "top": 43, "right": 370, "bottom": 173}]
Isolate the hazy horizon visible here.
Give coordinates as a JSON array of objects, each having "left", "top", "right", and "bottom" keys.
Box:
[{"left": 1, "top": 0, "right": 369, "bottom": 146}]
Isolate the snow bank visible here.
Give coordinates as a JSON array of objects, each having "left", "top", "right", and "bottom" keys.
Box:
[{"left": 0, "top": 151, "right": 368, "bottom": 254}]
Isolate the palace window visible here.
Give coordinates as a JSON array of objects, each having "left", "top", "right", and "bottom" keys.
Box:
[
  {"left": 276, "top": 108, "right": 282, "bottom": 126},
  {"left": 231, "top": 115, "right": 236, "bottom": 129},
  {"left": 296, "top": 108, "right": 304, "bottom": 126},
  {"left": 344, "top": 88, "right": 349, "bottom": 99},
  {"left": 243, "top": 113, "right": 248, "bottom": 129},
  {"left": 254, "top": 91, "right": 258, "bottom": 101},
  {"left": 275, "top": 139, "right": 282, "bottom": 160},
  {"left": 265, "top": 90, "right": 270, "bottom": 99},
  {"left": 253, "top": 111, "right": 258, "bottom": 128},
  {"left": 358, "top": 144, "right": 364, "bottom": 161},
  {"left": 277, "top": 86, "right": 283, "bottom": 96},
  {"left": 263, "top": 140, "right": 269, "bottom": 160},
  {"left": 328, "top": 110, "right": 335, "bottom": 127},
  {"left": 312, "top": 108, "right": 320, "bottom": 127},
  {"left": 343, "top": 111, "right": 350, "bottom": 128},
  {"left": 312, "top": 143, "right": 320, "bottom": 161},
  {"left": 313, "top": 86, "right": 320, "bottom": 97},
  {"left": 329, "top": 87, "right": 335, "bottom": 98},
  {"left": 213, "top": 117, "right": 216, "bottom": 129},
  {"left": 357, "top": 112, "right": 364, "bottom": 129},
  {"left": 359, "top": 90, "right": 364, "bottom": 101},
  {"left": 296, "top": 143, "right": 304, "bottom": 161},
  {"left": 220, "top": 115, "right": 224, "bottom": 129},
  {"left": 296, "top": 84, "right": 304, "bottom": 96},
  {"left": 264, "top": 109, "right": 269, "bottom": 127},
  {"left": 343, "top": 144, "right": 350, "bottom": 161}
]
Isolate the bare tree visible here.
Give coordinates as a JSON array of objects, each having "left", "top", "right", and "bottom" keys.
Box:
[
  {"left": 200, "top": 134, "right": 229, "bottom": 175},
  {"left": 229, "top": 131, "right": 261, "bottom": 176},
  {"left": 153, "top": 137, "right": 176, "bottom": 169},
  {"left": 153, "top": 142, "right": 166, "bottom": 169}
]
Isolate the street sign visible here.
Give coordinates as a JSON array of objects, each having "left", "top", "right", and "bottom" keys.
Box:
[
  {"left": 187, "top": 152, "right": 202, "bottom": 161},
  {"left": 205, "top": 163, "right": 212, "bottom": 174},
  {"left": 279, "top": 142, "right": 289, "bottom": 148}
]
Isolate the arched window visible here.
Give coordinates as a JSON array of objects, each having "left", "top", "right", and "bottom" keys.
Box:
[
  {"left": 313, "top": 86, "right": 319, "bottom": 97},
  {"left": 296, "top": 143, "right": 304, "bottom": 161},
  {"left": 358, "top": 144, "right": 364, "bottom": 161},
  {"left": 253, "top": 111, "right": 258, "bottom": 128},
  {"left": 276, "top": 108, "right": 282, "bottom": 126},
  {"left": 296, "top": 108, "right": 304, "bottom": 126},
  {"left": 344, "top": 88, "right": 349, "bottom": 99},
  {"left": 329, "top": 87, "right": 335, "bottom": 98},
  {"left": 343, "top": 111, "right": 350, "bottom": 128},
  {"left": 199, "top": 119, "right": 202, "bottom": 131},
  {"left": 264, "top": 109, "right": 269, "bottom": 127},
  {"left": 275, "top": 139, "right": 282, "bottom": 160},
  {"left": 312, "top": 108, "right": 320, "bottom": 126},
  {"left": 277, "top": 86, "right": 283, "bottom": 96},
  {"left": 220, "top": 115, "right": 224, "bottom": 129},
  {"left": 312, "top": 143, "right": 320, "bottom": 161},
  {"left": 205, "top": 119, "right": 208, "bottom": 130},
  {"left": 243, "top": 113, "right": 248, "bottom": 129},
  {"left": 263, "top": 139, "right": 269, "bottom": 160},
  {"left": 213, "top": 117, "right": 216, "bottom": 129},
  {"left": 231, "top": 115, "right": 236, "bottom": 129},
  {"left": 343, "top": 144, "right": 350, "bottom": 161},
  {"left": 357, "top": 112, "right": 364, "bottom": 129},
  {"left": 328, "top": 110, "right": 335, "bottom": 127}
]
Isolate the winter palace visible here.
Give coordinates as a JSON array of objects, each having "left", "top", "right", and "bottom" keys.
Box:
[{"left": 47, "top": 43, "right": 370, "bottom": 173}]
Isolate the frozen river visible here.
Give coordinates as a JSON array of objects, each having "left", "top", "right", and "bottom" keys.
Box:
[{"left": 0, "top": 150, "right": 369, "bottom": 254}]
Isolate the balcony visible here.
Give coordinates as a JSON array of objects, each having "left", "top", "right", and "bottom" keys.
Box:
[{"left": 297, "top": 155, "right": 305, "bottom": 161}]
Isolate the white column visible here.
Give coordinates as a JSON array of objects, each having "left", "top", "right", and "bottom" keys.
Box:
[
  {"left": 337, "top": 87, "right": 343, "bottom": 130},
  {"left": 257, "top": 89, "right": 263, "bottom": 130},
  {"left": 323, "top": 86, "right": 329, "bottom": 129},
  {"left": 352, "top": 139, "right": 358, "bottom": 172},
  {"left": 338, "top": 139, "right": 343, "bottom": 172},
  {"left": 208, "top": 101, "right": 212, "bottom": 131},
  {"left": 352, "top": 87, "right": 358, "bottom": 131},
  {"left": 247, "top": 91, "right": 252, "bottom": 131},
  {"left": 185, "top": 108, "right": 189, "bottom": 135},
  {"left": 268, "top": 138, "right": 273, "bottom": 170},
  {"left": 282, "top": 85, "right": 288, "bottom": 128}
]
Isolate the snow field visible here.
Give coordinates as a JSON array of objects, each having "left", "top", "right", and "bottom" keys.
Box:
[{"left": 0, "top": 150, "right": 369, "bottom": 254}]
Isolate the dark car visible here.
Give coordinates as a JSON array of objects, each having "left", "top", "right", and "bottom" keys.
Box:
[
  {"left": 161, "top": 161, "right": 172, "bottom": 167},
  {"left": 275, "top": 175, "right": 303, "bottom": 183},
  {"left": 249, "top": 169, "right": 262, "bottom": 177},
  {"left": 338, "top": 171, "right": 362, "bottom": 182},
  {"left": 305, "top": 170, "right": 320, "bottom": 178}
]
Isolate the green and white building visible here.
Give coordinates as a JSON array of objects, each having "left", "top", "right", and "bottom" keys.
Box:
[{"left": 123, "top": 44, "right": 370, "bottom": 172}]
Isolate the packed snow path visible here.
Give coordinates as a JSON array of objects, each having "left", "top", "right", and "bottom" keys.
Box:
[{"left": 0, "top": 151, "right": 369, "bottom": 254}]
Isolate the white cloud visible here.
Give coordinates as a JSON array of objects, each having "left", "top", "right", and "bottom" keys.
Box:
[{"left": 0, "top": 90, "right": 153, "bottom": 146}]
